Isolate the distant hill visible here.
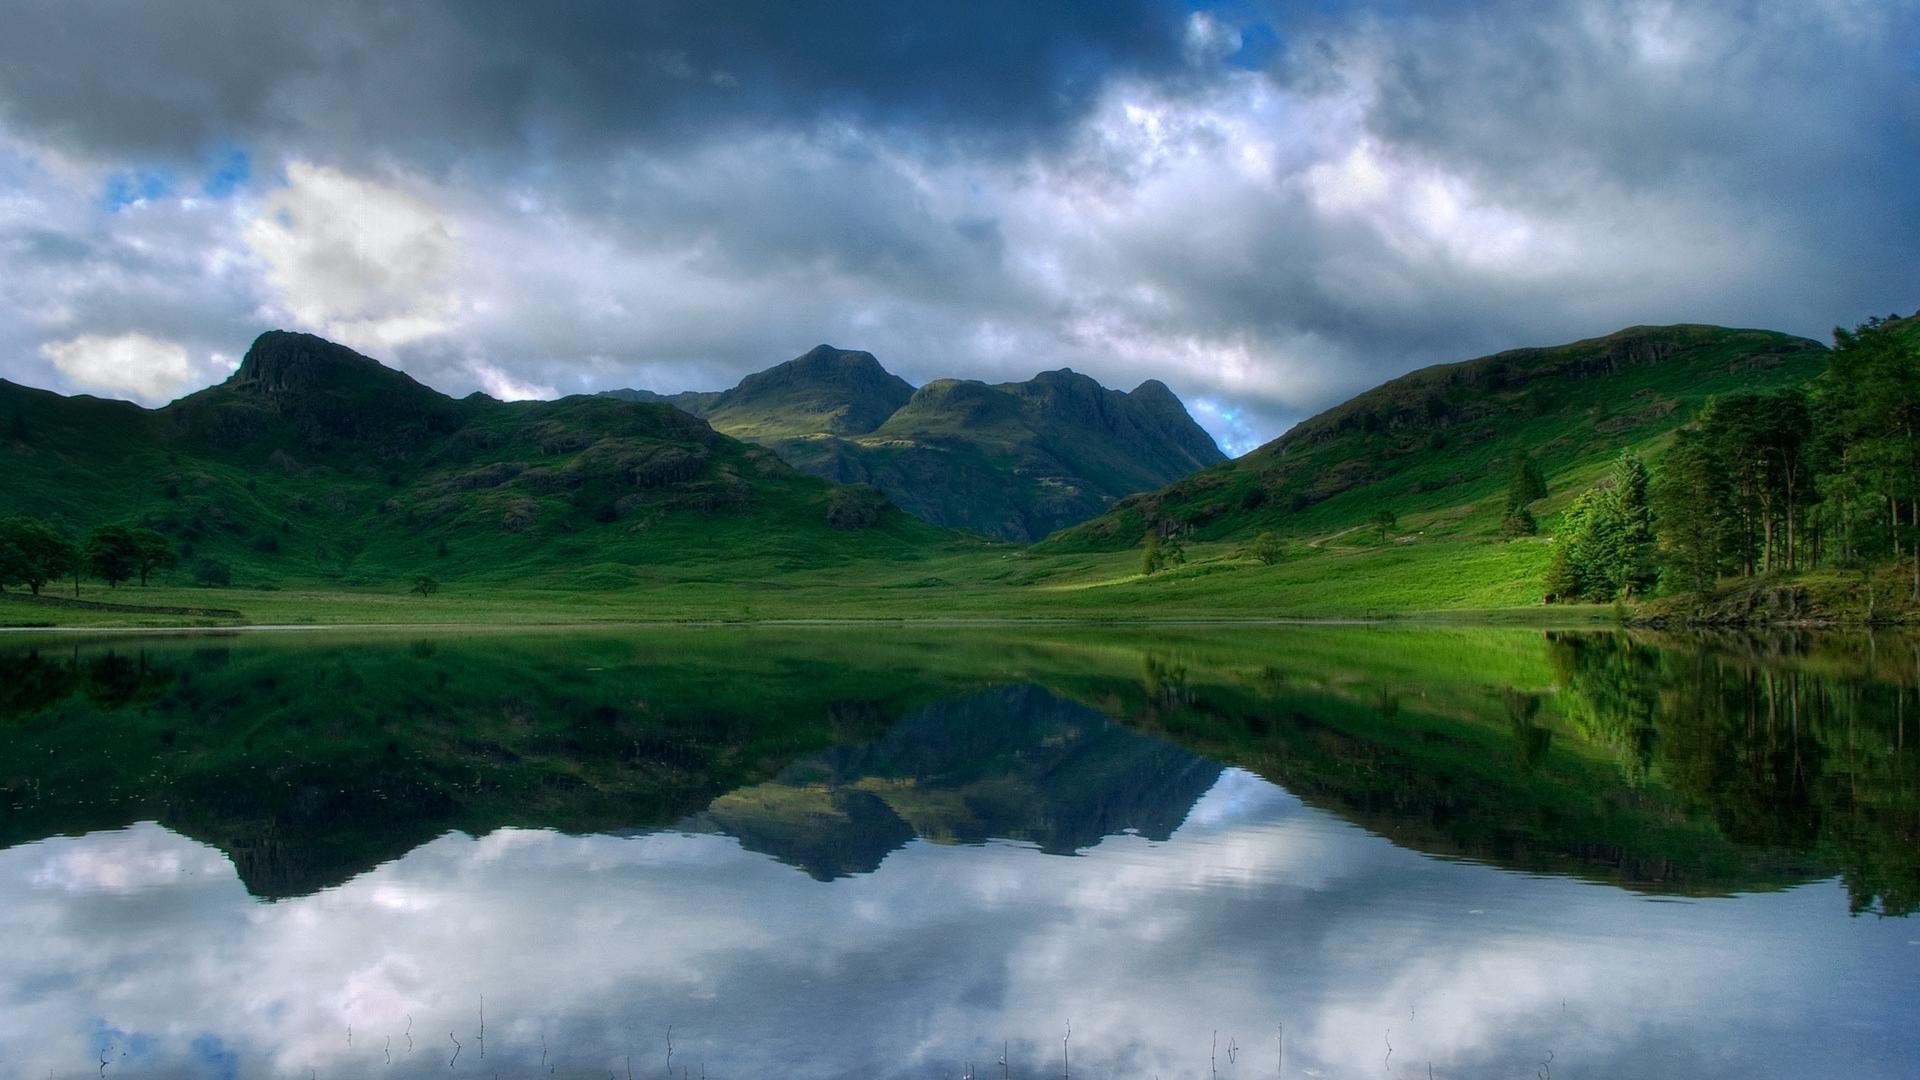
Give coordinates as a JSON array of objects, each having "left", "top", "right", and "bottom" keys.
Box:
[
  {"left": 1042, "top": 324, "right": 1829, "bottom": 551},
  {"left": 608, "top": 346, "right": 1226, "bottom": 541},
  {"left": 0, "top": 331, "right": 950, "bottom": 589}
]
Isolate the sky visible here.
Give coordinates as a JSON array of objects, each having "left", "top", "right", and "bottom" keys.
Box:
[
  {"left": 4, "top": 782, "right": 1911, "bottom": 1078},
  {"left": 0, "top": 1, "right": 1916, "bottom": 455}
]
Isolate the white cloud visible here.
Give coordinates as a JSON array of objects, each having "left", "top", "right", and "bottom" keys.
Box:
[
  {"left": 469, "top": 360, "right": 553, "bottom": 401},
  {"left": 244, "top": 161, "right": 460, "bottom": 352},
  {"left": 38, "top": 331, "right": 198, "bottom": 402}
]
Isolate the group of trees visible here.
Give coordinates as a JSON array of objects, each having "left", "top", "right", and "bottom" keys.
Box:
[
  {"left": 0, "top": 517, "right": 178, "bottom": 594},
  {"left": 1548, "top": 315, "right": 1920, "bottom": 601}
]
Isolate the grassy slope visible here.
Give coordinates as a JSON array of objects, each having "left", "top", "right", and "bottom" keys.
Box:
[{"left": 1045, "top": 324, "right": 1826, "bottom": 550}]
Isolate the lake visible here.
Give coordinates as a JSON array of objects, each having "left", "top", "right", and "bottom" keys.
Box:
[{"left": 0, "top": 625, "right": 1914, "bottom": 1079}]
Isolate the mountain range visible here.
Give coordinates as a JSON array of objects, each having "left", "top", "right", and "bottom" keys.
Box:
[
  {"left": 0, "top": 331, "right": 950, "bottom": 590},
  {"left": 0, "top": 320, "right": 1862, "bottom": 605},
  {"left": 606, "top": 345, "right": 1226, "bottom": 541}
]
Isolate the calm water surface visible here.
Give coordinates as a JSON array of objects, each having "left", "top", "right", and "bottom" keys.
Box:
[{"left": 0, "top": 626, "right": 1914, "bottom": 1079}]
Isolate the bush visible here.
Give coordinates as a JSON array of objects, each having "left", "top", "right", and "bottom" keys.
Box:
[{"left": 191, "top": 557, "right": 233, "bottom": 587}]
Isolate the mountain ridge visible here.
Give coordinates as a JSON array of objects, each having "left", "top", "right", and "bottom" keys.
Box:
[{"left": 607, "top": 347, "right": 1226, "bottom": 541}]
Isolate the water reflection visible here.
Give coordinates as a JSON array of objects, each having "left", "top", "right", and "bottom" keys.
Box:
[{"left": 0, "top": 627, "right": 1915, "bottom": 1078}]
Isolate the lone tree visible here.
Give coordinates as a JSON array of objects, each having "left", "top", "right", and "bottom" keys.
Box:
[
  {"left": 412, "top": 574, "right": 440, "bottom": 597},
  {"left": 0, "top": 517, "right": 73, "bottom": 595},
  {"left": 1501, "top": 456, "right": 1548, "bottom": 537},
  {"left": 1369, "top": 507, "right": 1398, "bottom": 541},
  {"left": 1240, "top": 530, "right": 1284, "bottom": 566},
  {"left": 1141, "top": 533, "right": 1186, "bottom": 575},
  {"left": 84, "top": 524, "right": 140, "bottom": 588}
]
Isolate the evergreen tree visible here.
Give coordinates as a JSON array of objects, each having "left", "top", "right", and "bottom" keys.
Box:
[
  {"left": 1653, "top": 428, "right": 1733, "bottom": 592},
  {"left": 1544, "top": 453, "right": 1656, "bottom": 601},
  {"left": 1500, "top": 456, "right": 1546, "bottom": 537}
]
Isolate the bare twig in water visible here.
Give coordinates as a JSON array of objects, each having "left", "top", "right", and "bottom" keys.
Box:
[
  {"left": 665, "top": 1026, "right": 674, "bottom": 1078},
  {"left": 1385, "top": 1027, "right": 1393, "bottom": 1074},
  {"left": 386, "top": 1036, "right": 392, "bottom": 1065},
  {"left": 449, "top": 1032, "right": 462, "bottom": 1070},
  {"left": 477, "top": 996, "right": 486, "bottom": 1060},
  {"left": 1212, "top": 1030, "right": 1219, "bottom": 1080},
  {"left": 407, "top": 1014, "right": 414, "bottom": 1055},
  {"left": 1063, "top": 1020, "right": 1071, "bottom": 1080}
]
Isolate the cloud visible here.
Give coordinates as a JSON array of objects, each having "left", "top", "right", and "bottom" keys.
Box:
[
  {"left": 38, "top": 332, "right": 199, "bottom": 401},
  {"left": 468, "top": 361, "right": 553, "bottom": 402},
  {"left": 0, "top": 1, "right": 1914, "bottom": 453},
  {"left": 244, "top": 162, "right": 460, "bottom": 352}
]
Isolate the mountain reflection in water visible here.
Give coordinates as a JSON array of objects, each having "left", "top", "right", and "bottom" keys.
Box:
[{"left": 0, "top": 626, "right": 1914, "bottom": 1078}]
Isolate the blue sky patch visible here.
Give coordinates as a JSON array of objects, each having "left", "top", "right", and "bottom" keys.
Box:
[
  {"left": 101, "top": 168, "right": 173, "bottom": 211},
  {"left": 201, "top": 147, "right": 251, "bottom": 198}
]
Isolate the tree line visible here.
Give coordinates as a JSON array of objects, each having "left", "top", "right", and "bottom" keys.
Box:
[
  {"left": 1548, "top": 315, "right": 1920, "bottom": 601},
  {"left": 0, "top": 518, "right": 179, "bottom": 595}
]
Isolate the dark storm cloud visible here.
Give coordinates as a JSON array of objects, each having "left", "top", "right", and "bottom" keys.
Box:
[
  {"left": 0, "top": 0, "right": 1915, "bottom": 452},
  {"left": 0, "top": 0, "right": 1192, "bottom": 166}
]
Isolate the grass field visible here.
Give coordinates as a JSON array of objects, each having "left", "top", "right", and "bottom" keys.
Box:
[{"left": 0, "top": 531, "right": 1615, "bottom": 628}]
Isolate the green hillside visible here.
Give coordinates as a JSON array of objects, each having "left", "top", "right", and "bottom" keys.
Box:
[
  {"left": 0, "top": 331, "right": 964, "bottom": 592},
  {"left": 609, "top": 348, "right": 1226, "bottom": 541},
  {"left": 1045, "top": 324, "right": 1827, "bottom": 551}
]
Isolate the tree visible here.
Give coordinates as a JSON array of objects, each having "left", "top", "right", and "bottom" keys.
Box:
[
  {"left": 191, "top": 557, "right": 232, "bottom": 587},
  {"left": 411, "top": 574, "right": 440, "bottom": 597},
  {"left": 84, "top": 525, "right": 139, "bottom": 588},
  {"left": 128, "top": 528, "right": 176, "bottom": 586},
  {"left": 1816, "top": 316, "right": 1920, "bottom": 597},
  {"left": 1500, "top": 505, "right": 1538, "bottom": 538},
  {"left": 1501, "top": 456, "right": 1547, "bottom": 536},
  {"left": 1543, "top": 453, "right": 1656, "bottom": 602},
  {"left": 1369, "top": 507, "right": 1397, "bottom": 541},
  {"left": 1653, "top": 427, "right": 1734, "bottom": 593},
  {"left": 3, "top": 519, "right": 75, "bottom": 596},
  {"left": 1141, "top": 534, "right": 1164, "bottom": 574},
  {"left": 1141, "top": 533, "right": 1186, "bottom": 575},
  {"left": 1240, "top": 530, "right": 1284, "bottom": 566},
  {"left": 1608, "top": 452, "right": 1657, "bottom": 599},
  {"left": 1508, "top": 455, "right": 1547, "bottom": 506}
]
